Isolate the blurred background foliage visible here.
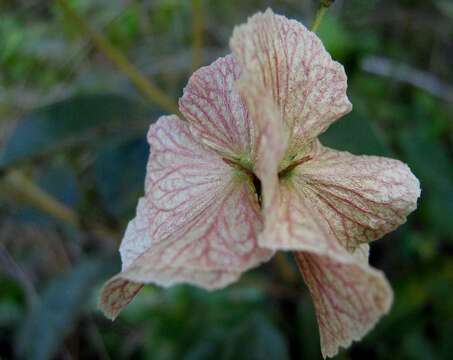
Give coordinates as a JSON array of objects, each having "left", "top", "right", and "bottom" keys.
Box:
[{"left": 0, "top": 0, "right": 452, "bottom": 359}]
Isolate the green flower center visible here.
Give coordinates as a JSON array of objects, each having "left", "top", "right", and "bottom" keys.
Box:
[{"left": 223, "top": 154, "right": 313, "bottom": 206}]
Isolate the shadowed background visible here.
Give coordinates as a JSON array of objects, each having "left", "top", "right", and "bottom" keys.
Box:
[{"left": 0, "top": 0, "right": 452, "bottom": 359}]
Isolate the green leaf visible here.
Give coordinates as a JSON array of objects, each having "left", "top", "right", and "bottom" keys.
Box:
[
  {"left": 35, "top": 161, "right": 81, "bottom": 208},
  {"left": 320, "top": 112, "right": 391, "bottom": 156},
  {"left": 94, "top": 136, "right": 149, "bottom": 219},
  {"left": 222, "top": 314, "right": 289, "bottom": 360},
  {"left": 399, "top": 129, "right": 453, "bottom": 238},
  {"left": 0, "top": 93, "right": 150, "bottom": 169},
  {"left": 435, "top": 0, "right": 453, "bottom": 20},
  {"left": 317, "top": 15, "right": 353, "bottom": 61},
  {"left": 15, "top": 256, "right": 115, "bottom": 360}
]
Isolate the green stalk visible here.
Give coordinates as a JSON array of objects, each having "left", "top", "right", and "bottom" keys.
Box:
[
  {"left": 56, "top": 0, "right": 179, "bottom": 115},
  {"left": 311, "top": 0, "right": 335, "bottom": 33},
  {"left": 1, "top": 170, "right": 80, "bottom": 227},
  {"left": 191, "top": 0, "right": 203, "bottom": 70}
]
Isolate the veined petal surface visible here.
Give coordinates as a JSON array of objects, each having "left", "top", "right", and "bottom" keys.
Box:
[
  {"left": 258, "top": 165, "right": 394, "bottom": 357},
  {"left": 230, "top": 9, "right": 352, "bottom": 155},
  {"left": 257, "top": 139, "right": 418, "bottom": 357},
  {"left": 295, "top": 248, "right": 392, "bottom": 358},
  {"left": 293, "top": 143, "right": 421, "bottom": 251},
  {"left": 236, "top": 75, "right": 287, "bottom": 212},
  {"left": 179, "top": 54, "right": 254, "bottom": 160},
  {"left": 260, "top": 142, "right": 420, "bottom": 252},
  {"left": 99, "top": 115, "right": 272, "bottom": 319}
]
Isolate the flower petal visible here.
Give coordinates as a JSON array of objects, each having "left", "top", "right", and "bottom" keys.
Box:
[
  {"left": 236, "top": 75, "right": 288, "bottom": 212},
  {"left": 98, "top": 278, "right": 143, "bottom": 320},
  {"left": 255, "top": 139, "right": 417, "bottom": 355},
  {"left": 294, "top": 143, "right": 421, "bottom": 251},
  {"left": 294, "top": 249, "right": 393, "bottom": 358},
  {"left": 230, "top": 9, "right": 352, "bottom": 155},
  {"left": 99, "top": 115, "right": 272, "bottom": 319},
  {"left": 258, "top": 168, "right": 394, "bottom": 356},
  {"left": 179, "top": 54, "right": 254, "bottom": 159},
  {"left": 260, "top": 141, "right": 420, "bottom": 252}
]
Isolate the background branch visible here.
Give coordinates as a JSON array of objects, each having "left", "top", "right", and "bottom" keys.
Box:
[
  {"left": 55, "top": 0, "right": 179, "bottom": 115},
  {"left": 191, "top": 0, "right": 204, "bottom": 71},
  {"left": 1, "top": 170, "right": 80, "bottom": 227}
]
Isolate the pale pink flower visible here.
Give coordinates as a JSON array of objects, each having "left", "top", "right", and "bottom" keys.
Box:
[{"left": 99, "top": 9, "right": 420, "bottom": 357}]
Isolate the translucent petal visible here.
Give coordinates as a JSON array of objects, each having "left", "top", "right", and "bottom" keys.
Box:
[
  {"left": 99, "top": 115, "right": 272, "bottom": 319},
  {"left": 260, "top": 170, "right": 394, "bottom": 355},
  {"left": 235, "top": 75, "right": 288, "bottom": 210},
  {"left": 230, "top": 9, "right": 352, "bottom": 156},
  {"left": 295, "top": 249, "right": 393, "bottom": 358},
  {"left": 260, "top": 142, "right": 420, "bottom": 252},
  {"left": 257, "top": 140, "right": 418, "bottom": 356},
  {"left": 179, "top": 54, "right": 254, "bottom": 159},
  {"left": 293, "top": 142, "right": 421, "bottom": 250}
]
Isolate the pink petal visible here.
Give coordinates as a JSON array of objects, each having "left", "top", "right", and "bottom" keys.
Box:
[
  {"left": 235, "top": 75, "right": 288, "bottom": 211},
  {"left": 256, "top": 141, "right": 418, "bottom": 356},
  {"left": 230, "top": 9, "right": 352, "bottom": 155},
  {"left": 99, "top": 115, "right": 272, "bottom": 319},
  {"left": 295, "top": 142, "right": 421, "bottom": 251},
  {"left": 179, "top": 54, "right": 254, "bottom": 159},
  {"left": 260, "top": 142, "right": 420, "bottom": 252},
  {"left": 260, "top": 169, "right": 394, "bottom": 355},
  {"left": 295, "top": 248, "right": 393, "bottom": 358}
]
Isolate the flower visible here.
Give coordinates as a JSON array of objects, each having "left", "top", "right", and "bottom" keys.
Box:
[{"left": 99, "top": 9, "right": 420, "bottom": 357}]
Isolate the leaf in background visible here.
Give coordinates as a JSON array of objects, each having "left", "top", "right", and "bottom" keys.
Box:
[
  {"left": 435, "top": 0, "right": 453, "bottom": 20},
  {"left": 399, "top": 129, "right": 453, "bottom": 238},
  {"left": 15, "top": 256, "right": 115, "bottom": 360},
  {"left": 317, "top": 15, "right": 353, "bottom": 61},
  {"left": 320, "top": 112, "right": 392, "bottom": 156},
  {"left": 2, "top": 161, "right": 81, "bottom": 226},
  {"left": 36, "top": 161, "right": 81, "bottom": 208},
  {"left": 297, "top": 298, "right": 320, "bottom": 360},
  {"left": 221, "top": 314, "right": 289, "bottom": 360},
  {"left": 94, "top": 136, "right": 149, "bottom": 220},
  {"left": 0, "top": 277, "right": 25, "bottom": 328},
  {"left": 0, "top": 93, "right": 150, "bottom": 169}
]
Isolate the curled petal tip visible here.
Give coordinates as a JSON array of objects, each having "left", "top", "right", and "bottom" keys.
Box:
[
  {"left": 98, "top": 277, "right": 143, "bottom": 320},
  {"left": 295, "top": 251, "right": 393, "bottom": 358}
]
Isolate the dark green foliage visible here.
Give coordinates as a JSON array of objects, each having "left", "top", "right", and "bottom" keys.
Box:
[
  {"left": 15, "top": 257, "right": 116, "bottom": 360},
  {"left": 0, "top": 94, "right": 149, "bottom": 169},
  {"left": 94, "top": 137, "right": 149, "bottom": 219}
]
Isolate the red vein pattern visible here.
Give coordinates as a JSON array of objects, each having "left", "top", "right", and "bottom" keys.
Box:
[
  {"left": 296, "top": 143, "right": 421, "bottom": 251},
  {"left": 235, "top": 74, "right": 287, "bottom": 212},
  {"left": 230, "top": 9, "right": 352, "bottom": 156},
  {"left": 261, "top": 141, "right": 420, "bottom": 252},
  {"left": 99, "top": 10, "right": 421, "bottom": 356},
  {"left": 179, "top": 54, "right": 254, "bottom": 158},
  {"left": 295, "top": 250, "right": 392, "bottom": 358},
  {"left": 258, "top": 140, "right": 419, "bottom": 356},
  {"left": 229, "top": 12, "right": 419, "bottom": 354},
  {"left": 98, "top": 278, "right": 143, "bottom": 320},
  {"left": 99, "top": 116, "right": 272, "bottom": 319}
]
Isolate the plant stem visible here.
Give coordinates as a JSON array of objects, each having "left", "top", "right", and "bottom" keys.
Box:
[
  {"left": 311, "top": 0, "right": 335, "bottom": 33},
  {"left": 55, "top": 0, "right": 179, "bottom": 115},
  {"left": 1, "top": 170, "right": 120, "bottom": 240},
  {"left": 274, "top": 252, "right": 298, "bottom": 284},
  {"left": 1, "top": 170, "right": 80, "bottom": 227},
  {"left": 191, "top": 0, "right": 203, "bottom": 71}
]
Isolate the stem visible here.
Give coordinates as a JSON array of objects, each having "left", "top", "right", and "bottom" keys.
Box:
[
  {"left": 274, "top": 252, "right": 298, "bottom": 284},
  {"left": 55, "top": 0, "right": 179, "bottom": 115},
  {"left": 311, "top": 0, "right": 335, "bottom": 33},
  {"left": 1, "top": 170, "right": 120, "bottom": 241},
  {"left": 1, "top": 170, "right": 80, "bottom": 227},
  {"left": 191, "top": 0, "right": 203, "bottom": 71}
]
